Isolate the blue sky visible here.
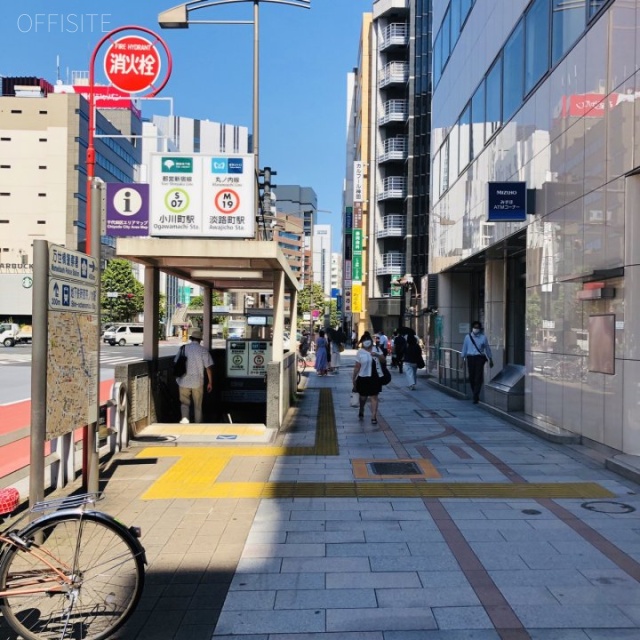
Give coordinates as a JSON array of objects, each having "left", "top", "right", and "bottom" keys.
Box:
[{"left": 1, "top": 0, "right": 372, "bottom": 251}]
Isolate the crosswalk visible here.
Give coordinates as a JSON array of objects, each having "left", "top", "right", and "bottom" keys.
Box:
[{"left": 0, "top": 353, "right": 142, "bottom": 367}]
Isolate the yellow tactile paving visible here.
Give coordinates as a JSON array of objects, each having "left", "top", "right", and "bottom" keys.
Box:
[{"left": 136, "top": 388, "right": 614, "bottom": 502}]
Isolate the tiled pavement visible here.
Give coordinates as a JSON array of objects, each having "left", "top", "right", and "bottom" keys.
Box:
[{"left": 55, "top": 353, "right": 640, "bottom": 638}]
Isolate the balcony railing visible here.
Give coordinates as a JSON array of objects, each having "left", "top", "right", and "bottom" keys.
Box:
[
  {"left": 379, "top": 99, "right": 408, "bottom": 125},
  {"left": 378, "top": 136, "right": 408, "bottom": 163},
  {"left": 379, "top": 61, "right": 409, "bottom": 88},
  {"left": 377, "top": 176, "right": 407, "bottom": 200},
  {"left": 376, "top": 252, "right": 405, "bottom": 276},
  {"left": 376, "top": 214, "right": 406, "bottom": 238},
  {"left": 379, "top": 23, "right": 409, "bottom": 50}
]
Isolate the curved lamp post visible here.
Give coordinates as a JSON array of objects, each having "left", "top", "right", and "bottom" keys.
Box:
[{"left": 159, "top": 0, "right": 311, "bottom": 238}]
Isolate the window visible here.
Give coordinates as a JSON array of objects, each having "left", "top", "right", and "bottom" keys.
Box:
[
  {"left": 471, "top": 82, "right": 485, "bottom": 158},
  {"left": 526, "top": 0, "right": 550, "bottom": 94},
  {"left": 38, "top": 165, "right": 47, "bottom": 169},
  {"left": 502, "top": 19, "right": 524, "bottom": 120},
  {"left": 442, "top": 7, "right": 451, "bottom": 59},
  {"left": 449, "top": 124, "right": 459, "bottom": 181},
  {"left": 433, "top": 31, "right": 442, "bottom": 86},
  {"left": 0, "top": 193, "right": 10, "bottom": 197},
  {"left": 39, "top": 110, "right": 48, "bottom": 114},
  {"left": 0, "top": 137, "right": 10, "bottom": 141},
  {"left": 37, "top": 220, "right": 46, "bottom": 224},
  {"left": 461, "top": 0, "right": 473, "bottom": 25},
  {"left": 10, "top": 110, "right": 22, "bottom": 114},
  {"left": 552, "top": 0, "right": 585, "bottom": 63},
  {"left": 450, "top": 0, "right": 462, "bottom": 48},
  {"left": 0, "top": 220, "right": 8, "bottom": 223},
  {"left": 588, "top": 0, "right": 607, "bottom": 18},
  {"left": 0, "top": 165, "right": 10, "bottom": 169},
  {"left": 486, "top": 55, "right": 502, "bottom": 138},
  {"left": 38, "top": 193, "right": 46, "bottom": 197},
  {"left": 38, "top": 138, "right": 47, "bottom": 142},
  {"left": 459, "top": 103, "right": 471, "bottom": 171}
]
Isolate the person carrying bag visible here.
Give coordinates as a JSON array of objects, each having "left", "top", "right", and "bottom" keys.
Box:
[
  {"left": 461, "top": 321, "right": 494, "bottom": 404},
  {"left": 352, "top": 331, "right": 386, "bottom": 424}
]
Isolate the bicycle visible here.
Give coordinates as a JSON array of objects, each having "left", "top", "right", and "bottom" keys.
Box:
[{"left": 0, "top": 488, "right": 146, "bottom": 640}]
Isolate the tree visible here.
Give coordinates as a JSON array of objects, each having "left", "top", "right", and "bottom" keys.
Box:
[
  {"left": 101, "top": 259, "right": 144, "bottom": 323},
  {"left": 297, "top": 283, "right": 329, "bottom": 329}
]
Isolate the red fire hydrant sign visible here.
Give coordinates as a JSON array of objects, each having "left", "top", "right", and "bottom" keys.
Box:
[{"left": 104, "top": 35, "right": 162, "bottom": 94}]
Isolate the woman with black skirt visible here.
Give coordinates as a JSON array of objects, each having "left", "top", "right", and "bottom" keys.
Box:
[{"left": 352, "top": 331, "right": 385, "bottom": 424}]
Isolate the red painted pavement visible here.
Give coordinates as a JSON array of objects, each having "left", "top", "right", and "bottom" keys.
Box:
[{"left": 0, "top": 379, "right": 115, "bottom": 479}]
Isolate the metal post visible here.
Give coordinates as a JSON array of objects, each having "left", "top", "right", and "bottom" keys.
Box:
[
  {"left": 253, "top": 0, "right": 260, "bottom": 240},
  {"left": 30, "top": 240, "right": 49, "bottom": 509},
  {"left": 84, "top": 179, "right": 102, "bottom": 493}
]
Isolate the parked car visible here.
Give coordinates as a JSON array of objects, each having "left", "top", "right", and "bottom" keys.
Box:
[
  {"left": 0, "top": 323, "right": 32, "bottom": 347},
  {"left": 106, "top": 324, "right": 144, "bottom": 346}
]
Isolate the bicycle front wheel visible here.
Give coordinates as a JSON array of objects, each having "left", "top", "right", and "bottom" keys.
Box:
[{"left": 0, "top": 512, "right": 145, "bottom": 640}]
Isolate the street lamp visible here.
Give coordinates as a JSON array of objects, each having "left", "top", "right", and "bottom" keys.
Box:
[{"left": 158, "top": 0, "right": 311, "bottom": 238}]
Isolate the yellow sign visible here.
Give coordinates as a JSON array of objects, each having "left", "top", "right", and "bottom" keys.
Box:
[{"left": 352, "top": 283, "right": 363, "bottom": 313}]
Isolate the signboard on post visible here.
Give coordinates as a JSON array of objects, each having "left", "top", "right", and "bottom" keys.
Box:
[
  {"left": 106, "top": 183, "right": 149, "bottom": 236},
  {"left": 150, "top": 153, "right": 255, "bottom": 238},
  {"left": 104, "top": 34, "right": 162, "bottom": 94},
  {"left": 487, "top": 182, "right": 527, "bottom": 222},
  {"left": 44, "top": 243, "right": 99, "bottom": 439}
]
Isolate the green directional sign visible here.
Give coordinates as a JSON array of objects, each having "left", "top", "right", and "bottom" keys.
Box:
[
  {"left": 353, "top": 228, "right": 363, "bottom": 253},
  {"left": 352, "top": 254, "right": 363, "bottom": 281}
]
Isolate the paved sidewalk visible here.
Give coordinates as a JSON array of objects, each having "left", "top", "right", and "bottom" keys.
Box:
[{"left": 48, "top": 353, "right": 640, "bottom": 638}]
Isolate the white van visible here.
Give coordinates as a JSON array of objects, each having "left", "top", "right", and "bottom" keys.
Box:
[{"left": 107, "top": 324, "right": 144, "bottom": 346}]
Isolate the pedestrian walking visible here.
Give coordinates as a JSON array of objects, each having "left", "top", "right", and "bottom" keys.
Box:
[
  {"left": 352, "top": 331, "right": 386, "bottom": 424},
  {"left": 461, "top": 321, "right": 494, "bottom": 403},
  {"left": 403, "top": 334, "right": 423, "bottom": 390},
  {"left": 314, "top": 329, "right": 329, "bottom": 376},
  {"left": 391, "top": 330, "right": 406, "bottom": 373},
  {"left": 330, "top": 337, "right": 342, "bottom": 374},
  {"left": 174, "top": 328, "right": 214, "bottom": 424}
]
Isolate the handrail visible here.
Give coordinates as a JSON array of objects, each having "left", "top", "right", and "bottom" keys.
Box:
[{"left": 428, "top": 346, "right": 468, "bottom": 396}]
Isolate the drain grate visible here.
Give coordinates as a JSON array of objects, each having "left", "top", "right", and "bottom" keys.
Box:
[{"left": 368, "top": 461, "right": 423, "bottom": 476}]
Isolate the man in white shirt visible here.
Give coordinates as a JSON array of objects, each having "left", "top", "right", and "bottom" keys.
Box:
[{"left": 174, "top": 328, "right": 214, "bottom": 423}]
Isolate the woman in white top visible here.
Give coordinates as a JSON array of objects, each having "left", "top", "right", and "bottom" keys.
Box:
[{"left": 352, "top": 331, "right": 385, "bottom": 424}]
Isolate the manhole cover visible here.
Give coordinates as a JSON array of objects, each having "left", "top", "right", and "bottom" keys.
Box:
[
  {"left": 369, "top": 462, "right": 422, "bottom": 476},
  {"left": 522, "top": 509, "right": 542, "bottom": 515},
  {"left": 581, "top": 501, "right": 636, "bottom": 514}
]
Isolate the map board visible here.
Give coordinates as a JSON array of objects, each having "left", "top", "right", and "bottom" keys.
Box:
[{"left": 45, "top": 244, "right": 99, "bottom": 440}]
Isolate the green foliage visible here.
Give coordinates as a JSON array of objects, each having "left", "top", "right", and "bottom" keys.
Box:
[
  {"left": 100, "top": 259, "right": 144, "bottom": 323},
  {"left": 188, "top": 295, "right": 204, "bottom": 308},
  {"left": 297, "top": 283, "right": 326, "bottom": 315}
]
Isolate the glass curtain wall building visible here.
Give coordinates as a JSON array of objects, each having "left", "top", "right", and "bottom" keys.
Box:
[{"left": 429, "top": 0, "right": 639, "bottom": 452}]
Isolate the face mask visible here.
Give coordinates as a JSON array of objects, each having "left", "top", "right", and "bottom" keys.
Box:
[
  {"left": 472, "top": 328, "right": 480, "bottom": 335},
  {"left": 362, "top": 340, "right": 372, "bottom": 348}
]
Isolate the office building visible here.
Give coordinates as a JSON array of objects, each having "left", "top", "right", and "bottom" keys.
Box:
[
  {"left": 429, "top": 0, "right": 638, "bottom": 452},
  {"left": 273, "top": 185, "right": 318, "bottom": 287},
  {"left": 0, "top": 76, "right": 140, "bottom": 319}
]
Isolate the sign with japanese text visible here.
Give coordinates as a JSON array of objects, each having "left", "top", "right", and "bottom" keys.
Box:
[
  {"left": 150, "top": 153, "right": 255, "bottom": 238},
  {"left": 106, "top": 183, "right": 149, "bottom": 236},
  {"left": 352, "top": 254, "right": 363, "bottom": 282},
  {"left": 487, "top": 182, "right": 527, "bottom": 222},
  {"left": 351, "top": 283, "right": 363, "bottom": 313},
  {"left": 204, "top": 155, "right": 256, "bottom": 237},
  {"left": 345, "top": 206, "right": 353, "bottom": 230},
  {"left": 104, "top": 35, "right": 162, "bottom": 94},
  {"left": 353, "top": 161, "right": 364, "bottom": 203},
  {"left": 344, "top": 288, "right": 352, "bottom": 313},
  {"left": 226, "top": 340, "right": 249, "bottom": 377},
  {"left": 48, "top": 246, "right": 98, "bottom": 285},
  {"left": 248, "top": 341, "right": 272, "bottom": 377},
  {"left": 352, "top": 229, "right": 363, "bottom": 253},
  {"left": 150, "top": 155, "right": 202, "bottom": 235},
  {"left": 353, "top": 202, "right": 363, "bottom": 229}
]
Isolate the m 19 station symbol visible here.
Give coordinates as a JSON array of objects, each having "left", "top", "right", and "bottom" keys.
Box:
[{"left": 214, "top": 188, "right": 240, "bottom": 215}]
